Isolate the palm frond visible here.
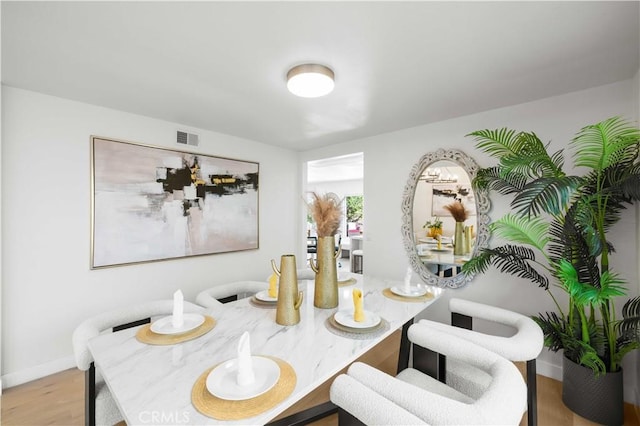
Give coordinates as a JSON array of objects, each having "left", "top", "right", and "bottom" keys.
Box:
[
  {"left": 615, "top": 296, "right": 640, "bottom": 338},
  {"left": 572, "top": 116, "right": 640, "bottom": 171},
  {"left": 555, "top": 259, "right": 582, "bottom": 298},
  {"left": 499, "top": 132, "right": 565, "bottom": 178},
  {"left": 546, "top": 219, "right": 570, "bottom": 259},
  {"left": 581, "top": 271, "right": 626, "bottom": 305},
  {"left": 533, "top": 311, "right": 606, "bottom": 373},
  {"left": 619, "top": 164, "right": 640, "bottom": 201},
  {"left": 467, "top": 128, "right": 523, "bottom": 159},
  {"left": 559, "top": 263, "right": 626, "bottom": 307},
  {"left": 581, "top": 163, "right": 638, "bottom": 212},
  {"left": 574, "top": 345, "right": 607, "bottom": 374},
  {"left": 614, "top": 297, "right": 640, "bottom": 366},
  {"left": 547, "top": 210, "right": 601, "bottom": 288},
  {"left": 500, "top": 152, "right": 555, "bottom": 180},
  {"left": 533, "top": 311, "right": 570, "bottom": 352},
  {"left": 613, "top": 341, "right": 640, "bottom": 367},
  {"left": 572, "top": 191, "right": 622, "bottom": 239},
  {"left": 465, "top": 245, "right": 549, "bottom": 288},
  {"left": 462, "top": 251, "right": 493, "bottom": 276},
  {"left": 549, "top": 148, "right": 566, "bottom": 173},
  {"left": 511, "top": 176, "right": 582, "bottom": 217},
  {"left": 473, "top": 166, "right": 527, "bottom": 194},
  {"left": 489, "top": 213, "right": 549, "bottom": 252}
]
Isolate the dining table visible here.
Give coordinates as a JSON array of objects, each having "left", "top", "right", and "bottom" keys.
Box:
[
  {"left": 416, "top": 239, "right": 470, "bottom": 277},
  {"left": 88, "top": 274, "right": 443, "bottom": 425}
]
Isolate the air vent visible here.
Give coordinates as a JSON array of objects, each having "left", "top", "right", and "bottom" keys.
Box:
[{"left": 177, "top": 131, "right": 199, "bottom": 147}]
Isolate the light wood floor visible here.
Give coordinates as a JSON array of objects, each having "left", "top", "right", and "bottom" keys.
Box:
[{"left": 2, "top": 332, "right": 639, "bottom": 426}]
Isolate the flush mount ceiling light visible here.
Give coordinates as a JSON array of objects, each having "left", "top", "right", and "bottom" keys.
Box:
[{"left": 286, "top": 64, "right": 335, "bottom": 98}]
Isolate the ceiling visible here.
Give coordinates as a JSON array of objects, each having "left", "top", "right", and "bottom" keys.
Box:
[
  {"left": 308, "top": 152, "right": 364, "bottom": 183},
  {"left": 2, "top": 2, "right": 639, "bottom": 152}
]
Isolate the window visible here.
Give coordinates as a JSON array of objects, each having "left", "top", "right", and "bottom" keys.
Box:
[{"left": 346, "top": 195, "right": 363, "bottom": 236}]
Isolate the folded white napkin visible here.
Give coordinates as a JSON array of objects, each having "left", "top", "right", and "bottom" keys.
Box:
[
  {"left": 403, "top": 267, "right": 412, "bottom": 293},
  {"left": 237, "top": 331, "right": 255, "bottom": 387},
  {"left": 172, "top": 289, "right": 184, "bottom": 328}
]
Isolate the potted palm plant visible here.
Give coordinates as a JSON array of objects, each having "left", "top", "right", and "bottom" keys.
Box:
[{"left": 463, "top": 116, "right": 640, "bottom": 425}]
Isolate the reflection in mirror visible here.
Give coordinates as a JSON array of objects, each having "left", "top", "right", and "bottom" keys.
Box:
[
  {"left": 401, "top": 149, "right": 490, "bottom": 288},
  {"left": 413, "top": 161, "right": 475, "bottom": 244}
]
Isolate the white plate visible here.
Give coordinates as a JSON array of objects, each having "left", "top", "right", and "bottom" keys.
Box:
[
  {"left": 150, "top": 313, "right": 205, "bottom": 335},
  {"left": 206, "top": 356, "right": 280, "bottom": 401},
  {"left": 390, "top": 286, "right": 428, "bottom": 298},
  {"left": 418, "top": 237, "right": 437, "bottom": 243},
  {"left": 430, "top": 248, "right": 452, "bottom": 253},
  {"left": 334, "top": 310, "right": 381, "bottom": 329},
  {"left": 255, "top": 290, "right": 277, "bottom": 302}
]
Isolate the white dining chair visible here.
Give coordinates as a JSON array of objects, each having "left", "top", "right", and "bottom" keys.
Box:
[
  {"left": 351, "top": 249, "right": 363, "bottom": 273},
  {"left": 418, "top": 298, "right": 544, "bottom": 425},
  {"left": 330, "top": 323, "right": 527, "bottom": 425},
  {"left": 195, "top": 280, "right": 267, "bottom": 308},
  {"left": 265, "top": 268, "right": 316, "bottom": 281},
  {"left": 295, "top": 268, "right": 316, "bottom": 280},
  {"left": 72, "top": 299, "right": 204, "bottom": 426}
]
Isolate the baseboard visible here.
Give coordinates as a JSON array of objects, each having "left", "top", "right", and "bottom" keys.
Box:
[
  {"left": 535, "top": 358, "right": 562, "bottom": 382},
  {"left": 1, "top": 355, "right": 75, "bottom": 389}
]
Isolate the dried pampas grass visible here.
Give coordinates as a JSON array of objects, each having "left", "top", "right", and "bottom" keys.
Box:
[
  {"left": 308, "top": 192, "right": 343, "bottom": 237},
  {"left": 444, "top": 201, "right": 468, "bottom": 222}
]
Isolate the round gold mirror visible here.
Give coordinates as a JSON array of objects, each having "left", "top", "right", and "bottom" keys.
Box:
[{"left": 401, "top": 149, "right": 490, "bottom": 288}]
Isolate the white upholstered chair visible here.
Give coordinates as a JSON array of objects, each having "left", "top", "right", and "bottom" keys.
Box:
[
  {"left": 296, "top": 268, "right": 316, "bottom": 280},
  {"left": 72, "top": 299, "right": 204, "bottom": 426},
  {"left": 195, "top": 280, "right": 267, "bottom": 308},
  {"left": 196, "top": 272, "right": 318, "bottom": 309},
  {"left": 418, "top": 298, "right": 544, "bottom": 425},
  {"left": 351, "top": 249, "right": 363, "bottom": 273},
  {"left": 330, "top": 323, "right": 527, "bottom": 425}
]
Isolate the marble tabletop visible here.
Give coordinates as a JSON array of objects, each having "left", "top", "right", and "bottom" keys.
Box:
[
  {"left": 419, "top": 251, "right": 470, "bottom": 268},
  {"left": 88, "top": 274, "right": 443, "bottom": 425}
]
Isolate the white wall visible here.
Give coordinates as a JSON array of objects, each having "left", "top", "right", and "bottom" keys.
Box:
[
  {"left": 0, "top": 4, "right": 3, "bottom": 392},
  {"left": 1, "top": 86, "right": 299, "bottom": 387},
  {"left": 633, "top": 67, "right": 640, "bottom": 408},
  {"left": 307, "top": 179, "right": 363, "bottom": 198},
  {"left": 300, "top": 79, "right": 639, "bottom": 402}
]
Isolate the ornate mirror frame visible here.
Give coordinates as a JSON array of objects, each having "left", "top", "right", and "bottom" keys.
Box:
[{"left": 401, "top": 148, "right": 491, "bottom": 288}]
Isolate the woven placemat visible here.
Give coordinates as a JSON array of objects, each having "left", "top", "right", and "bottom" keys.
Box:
[
  {"left": 249, "top": 296, "right": 277, "bottom": 309},
  {"left": 338, "top": 277, "right": 357, "bottom": 287},
  {"left": 325, "top": 315, "right": 390, "bottom": 340},
  {"left": 192, "top": 356, "right": 296, "bottom": 420},
  {"left": 382, "top": 288, "right": 434, "bottom": 303},
  {"left": 136, "top": 315, "right": 216, "bottom": 345}
]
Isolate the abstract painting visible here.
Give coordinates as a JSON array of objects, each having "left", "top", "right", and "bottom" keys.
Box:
[
  {"left": 91, "top": 137, "right": 259, "bottom": 268},
  {"left": 431, "top": 183, "right": 476, "bottom": 217}
]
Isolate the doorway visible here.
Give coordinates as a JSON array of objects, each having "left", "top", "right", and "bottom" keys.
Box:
[{"left": 305, "top": 152, "right": 364, "bottom": 273}]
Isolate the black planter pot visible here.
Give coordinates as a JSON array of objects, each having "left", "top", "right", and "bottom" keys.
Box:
[{"left": 562, "top": 355, "right": 623, "bottom": 425}]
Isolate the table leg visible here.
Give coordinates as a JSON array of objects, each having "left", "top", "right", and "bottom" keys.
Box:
[
  {"left": 266, "top": 401, "right": 338, "bottom": 426},
  {"left": 397, "top": 319, "right": 413, "bottom": 374}
]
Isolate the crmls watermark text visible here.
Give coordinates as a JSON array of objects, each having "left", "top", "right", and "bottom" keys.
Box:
[{"left": 138, "top": 410, "right": 190, "bottom": 424}]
